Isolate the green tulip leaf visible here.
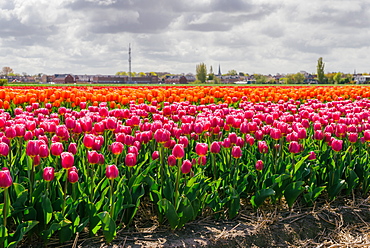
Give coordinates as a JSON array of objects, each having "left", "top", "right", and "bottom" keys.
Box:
[
  {"left": 97, "top": 211, "right": 116, "bottom": 243},
  {"left": 250, "top": 188, "right": 275, "bottom": 209},
  {"left": 284, "top": 181, "right": 305, "bottom": 209}
]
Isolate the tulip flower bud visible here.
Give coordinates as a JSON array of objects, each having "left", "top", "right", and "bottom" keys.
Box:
[
  {"left": 0, "top": 142, "right": 9, "bottom": 156},
  {"left": 128, "top": 146, "right": 139, "bottom": 157},
  {"left": 167, "top": 154, "right": 177, "bottom": 166},
  {"left": 210, "top": 141, "right": 221, "bottom": 154},
  {"left": 178, "top": 136, "right": 189, "bottom": 148},
  {"left": 195, "top": 143, "right": 208, "bottom": 157},
  {"left": 172, "top": 144, "right": 185, "bottom": 159},
  {"left": 68, "top": 143, "right": 77, "bottom": 155},
  {"left": 26, "top": 140, "right": 40, "bottom": 157},
  {"left": 198, "top": 156, "right": 207, "bottom": 166},
  {"left": 231, "top": 146, "right": 242, "bottom": 159},
  {"left": 61, "top": 152, "right": 74, "bottom": 169},
  {"left": 331, "top": 139, "right": 343, "bottom": 152},
  {"left": 83, "top": 134, "right": 95, "bottom": 149},
  {"left": 258, "top": 141, "right": 268, "bottom": 153},
  {"left": 43, "top": 167, "right": 55, "bottom": 182},
  {"left": 0, "top": 167, "right": 12, "bottom": 188},
  {"left": 228, "top": 132, "right": 237, "bottom": 144},
  {"left": 110, "top": 142, "right": 124, "bottom": 155},
  {"left": 308, "top": 151, "right": 316, "bottom": 160},
  {"left": 125, "top": 153, "right": 137, "bottom": 167},
  {"left": 67, "top": 169, "right": 79, "bottom": 183},
  {"left": 152, "top": 151, "right": 159, "bottom": 160},
  {"left": 87, "top": 150, "right": 100, "bottom": 164},
  {"left": 288, "top": 141, "right": 302, "bottom": 154},
  {"left": 106, "top": 164, "right": 119, "bottom": 180},
  {"left": 50, "top": 142, "right": 63, "bottom": 156},
  {"left": 181, "top": 159, "right": 192, "bottom": 174},
  {"left": 348, "top": 132, "right": 358, "bottom": 143},
  {"left": 255, "top": 160, "right": 264, "bottom": 171},
  {"left": 364, "top": 130, "right": 370, "bottom": 142}
]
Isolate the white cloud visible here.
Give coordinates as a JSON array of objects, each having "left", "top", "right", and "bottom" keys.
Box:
[{"left": 0, "top": 0, "right": 369, "bottom": 75}]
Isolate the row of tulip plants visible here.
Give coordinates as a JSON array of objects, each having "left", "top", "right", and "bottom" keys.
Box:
[{"left": 1, "top": 89, "right": 370, "bottom": 245}]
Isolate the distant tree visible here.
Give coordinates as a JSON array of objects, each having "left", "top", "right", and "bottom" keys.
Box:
[
  {"left": 333, "top": 72, "right": 343, "bottom": 84},
  {"left": 208, "top": 66, "right": 215, "bottom": 80},
  {"left": 196, "top": 63, "right": 207, "bottom": 83},
  {"left": 254, "top": 74, "right": 267, "bottom": 84},
  {"left": 325, "top": 73, "right": 335, "bottom": 84},
  {"left": 116, "top": 71, "right": 128, "bottom": 76},
  {"left": 227, "top": 70, "right": 238, "bottom": 76},
  {"left": 213, "top": 76, "right": 221, "bottom": 84},
  {"left": 1, "top": 67, "right": 14, "bottom": 76},
  {"left": 138, "top": 72, "right": 146, "bottom": 77},
  {"left": 239, "top": 72, "right": 245, "bottom": 76},
  {"left": 149, "top": 72, "right": 157, "bottom": 76},
  {"left": 316, "top": 57, "right": 325, "bottom": 83},
  {"left": 293, "top": 73, "right": 305, "bottom": 84}
]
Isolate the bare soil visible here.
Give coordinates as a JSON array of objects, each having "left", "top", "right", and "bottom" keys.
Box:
[{"left": 25, "top": 195, "right": 370, "bottom": 248}]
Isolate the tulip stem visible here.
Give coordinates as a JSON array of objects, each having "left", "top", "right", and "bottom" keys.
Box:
[
  {"left": 174, "top": 159, "right": 182, "bottom": 208},
  {"left": 211, "top": 153, "right": 217, "bottom": 179},
  {"left": 3, "top": 188, "right": 8, "bottom": 228},
  {"left": 62, "top": 170, "right": 68, "bottom": 215},
  {"left": 109, "top": 179, "right": 114, "bottom": 218}
]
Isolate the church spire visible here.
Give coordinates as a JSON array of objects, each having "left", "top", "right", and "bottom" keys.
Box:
[{"left": 218, "top": 64, "right": 221, "bottom": 76}]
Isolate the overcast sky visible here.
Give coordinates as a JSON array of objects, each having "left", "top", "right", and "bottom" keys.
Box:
[{"left": 1, "top": 0, "right": 369, "bottom": 76}]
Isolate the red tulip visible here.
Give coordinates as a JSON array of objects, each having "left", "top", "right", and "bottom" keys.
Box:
[
  {"left": 5, "top": 127, "right": 16, "bottom": 139},
  {"left": 110, "top": 142, "right": 124, "bottom": 155},
  {"left": 67, "top": 169, "right": 79, "bottom": 183},
  {"left": 24, "top": 131, "right": 34, "bottom": 141},
  {"left": 106, "top": 164, "right": 119, "bottom": 180},
  {"left": 198, "top": 156, "right": 207, "bottom": 166},
  {"left": 83, "top": 134, "right": 95, "bottom": 149},
  {"left": 195, "top": 143, "right": 208, "bottom": 157},
  {"left": 154, "top": 129, "right": 171, "bottom": 144},
  {"left": 288, "top": 141, "right": 302, "bottom": 154},
  {"left": 210, "top": 141, "right": 221, "bottom": 154},
  {"left": 228, "top": 132, "right": 237, "bottom": 144},
  {"left": 26, "top": 140, "right": 40, "bottom": 157},
  {"left": 255, "top": 160, "right": 264, "bottom": 171},
  {"left": 61, "top": 152, "right": 74, "bottom": 169},
  {"left": 87, "top": 150, "right": 100, "bottom": 164},
  {"left": 125, "top": 153, "right": 137, "bottom": 167},
  {"left": 331, "top": 139, "right": 343, "bottom": 152},
  {"left": 0, "top": 167, "right": 12, "bottom": 188},
  {"left": 364, "top": 130, "right": 370, "bottom": 142},
  {"left": 0, "top": 142, "right": 9, "bottom": 156},
  {"left": 50, "top": 142, "right": 63, "bottom": 156},
  {"left": 33, "top": 155, "right": 41, "bottom": 166},
  {"left": 178, "top": 136, "right": 189, "bottom": 148},
  {"left": 270, "top": 128, "right": 282, "bottom": 140},
  {"left": 181, "top": 159, "right": 192, "bottom": 174},
  {"left": 39, "top": 144, "right": 49, "bottom": 158},
  {"left": 231, "top": 146, "right": 242, "bottom": 159},
  {"left": 43, "top": 167, "right": 55, "bottom": 182},
  {"left": 308, "top": 151, "right": 316, "bottom": 160},
  {"left": 167, "top": 154, "right": 177, "bottom": 166},
  {"left": 172, "top": 144, "right": 185, "bottom": 159},
  {"left": 258, "top": 141, "right": 268, "bottom": 153},
  {"left": 68, "top": 143, "right": 77, "bottom": 155},
  {"left": 348, "top": 132, "right": 358, "bottom": 143},
  {"left": 152, "top": 151, "right": 159, "bottom": 160}
]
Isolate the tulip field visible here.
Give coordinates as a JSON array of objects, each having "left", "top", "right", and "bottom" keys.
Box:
[{"left": 2, "top": 85, "right": 370, "bottom": 246}]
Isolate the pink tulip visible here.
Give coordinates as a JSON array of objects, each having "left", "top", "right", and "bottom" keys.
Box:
[
  {"left": 125, "top": 153, "right": 137, "bottom": 167},
  {"left": 0, "top": 167, "right": 12, "bottom": 188},
  {"left": 255, "top": 160, "right": 264, "bottom": 171},
  {"left": 43, "top": 167, "right": 55, "bottom": 182},
  {"left": 181, "top": 159, "right": 192, "bottom": 174},
  {"left": 106, "top": 165, "right": 119, "bottom": 180},
  {"left": 61, "top": 152, "right": 74, "bottom": 169}
]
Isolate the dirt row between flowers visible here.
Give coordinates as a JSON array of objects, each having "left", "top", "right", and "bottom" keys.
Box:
[{"left": 21, "top": 195, "right": 370, "bottom": 248}]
